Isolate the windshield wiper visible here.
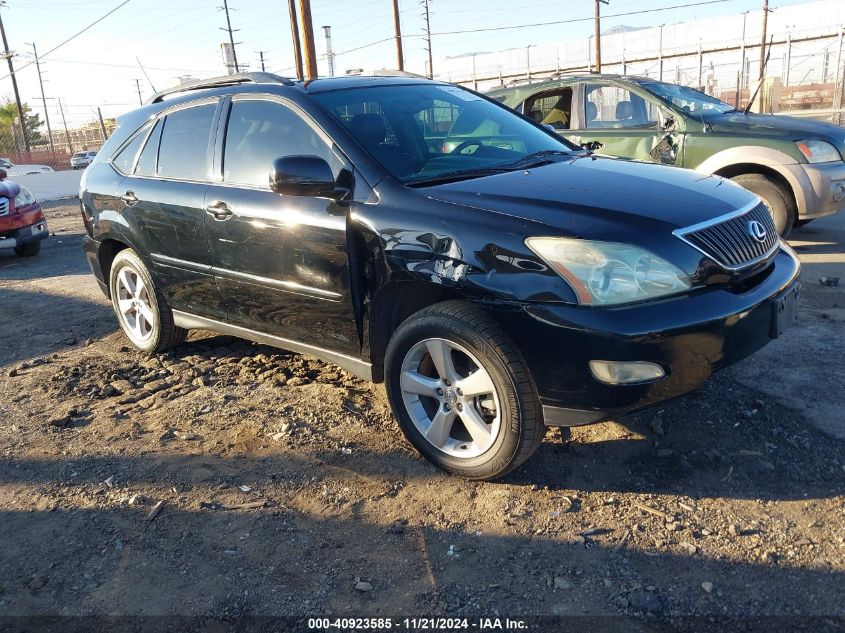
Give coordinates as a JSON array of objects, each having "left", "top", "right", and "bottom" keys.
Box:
[
  {"left": 504, "top": 149, "right": 571, "bottom": 169},
  {"left": 405, "top": 166, "right": 514, "bottom": 187},
  {"left": 405, "top": 150, "right": 572, "bottom": 187}
]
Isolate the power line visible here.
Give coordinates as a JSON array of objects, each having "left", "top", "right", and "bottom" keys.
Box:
[
  {"left": 0, "top": 0, "right": 132, "bottom": 81},
  {"left": 429, "top": 0, "right": 734, "bottom": 36},
  {"left": 328, "top": 0, "right": 736, "bottom": 60}
]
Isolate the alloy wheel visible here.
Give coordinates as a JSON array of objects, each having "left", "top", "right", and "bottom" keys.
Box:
[
  {"left": 115, "top": 265, "right": 155, "bottom": 344},
  {"left": 399, "top": 337, "right": 501, "bottom": 458}
]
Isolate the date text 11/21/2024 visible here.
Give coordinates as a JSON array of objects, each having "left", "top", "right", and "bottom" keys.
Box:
[{"left": 307, "top": 617, "right": 529, "bottom": 630}]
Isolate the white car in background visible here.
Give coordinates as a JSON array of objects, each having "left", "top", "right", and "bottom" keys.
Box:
[{"left": 70, "top": 151, "right": 97, "bottom": 169}]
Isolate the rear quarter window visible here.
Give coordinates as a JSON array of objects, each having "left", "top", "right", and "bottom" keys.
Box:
[{"left": 111, "top": 122, "right": 152, "bottom": 175}]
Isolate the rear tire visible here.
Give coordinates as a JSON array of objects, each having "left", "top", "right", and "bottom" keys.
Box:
[
  {"left": 14, "top": 241, "right": 41, "bottom": 257},
  {"left": 730, "top": 173, "right": 795, "bottom": 238},
  {"left": 109, "top": 249, "right": 187, "bottom": 353},
  {"left": 385, "top": 300, "right": 544, "bottom": 480}
]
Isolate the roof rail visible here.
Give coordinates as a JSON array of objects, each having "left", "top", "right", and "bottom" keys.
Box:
[
  {"left": 146, "top": 72, "right": 296, "bottom": 104},
  {"left": 371, "top": 68, "right": 430, "bottom": 79}
]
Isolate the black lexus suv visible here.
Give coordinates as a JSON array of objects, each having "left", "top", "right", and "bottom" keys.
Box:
[{"left": 80, "top": 72, "right": 800, "bottom": 480}]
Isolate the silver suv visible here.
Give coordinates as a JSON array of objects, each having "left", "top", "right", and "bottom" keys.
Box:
[{"left": 70, "top": 151, "right": 97, "bottom": 170}]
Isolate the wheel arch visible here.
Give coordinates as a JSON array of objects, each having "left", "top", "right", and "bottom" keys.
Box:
[
  {"left": 712, "top": 162, "right": 798, "bottom": 215},
  {"left": 367, "top": 279, "right": 458, "bottom": 382},
  {"left": 696, "top": 146, "right": 807, "bottom": 217},
  {"left": 97, "top": 238, "right": 131, "bottom": 299}
]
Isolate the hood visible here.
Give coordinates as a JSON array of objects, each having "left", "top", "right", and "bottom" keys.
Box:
[
  {"left": 707, "top": 112, "right": 845, "bottom": 155},
  {"left": 424, "top": 155, "right": 756, "bottom": 239},
  {"left": 0, "top": 180, "right": 20, "bottom": 199}
]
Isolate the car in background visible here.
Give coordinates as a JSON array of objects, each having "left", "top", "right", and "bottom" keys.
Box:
[
  {"left": 71, "top": 151, "right": 97, "bottom": 169},
  {"left": 0, "top": 158, "right": 13, "bottom": 170},
  {"left": 0, "top": 170, "right": 48, "bottom": 257},
  {"left": 487, "top": 74, "right": 845, "bottom": 236},
  {"left": 80, "top": 73, "right": 799, "bottom": 480}
]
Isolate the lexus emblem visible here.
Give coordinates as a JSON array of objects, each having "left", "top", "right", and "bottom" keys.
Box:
[{"left": 747, "top": 220, "right": 768, "bottom": 243}]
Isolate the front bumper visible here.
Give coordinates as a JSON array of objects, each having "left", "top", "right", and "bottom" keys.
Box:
[
  {"left": 0, "top": 218, "right": 49, "bottom": 250},
  {"left": 787, "top": 160, "right": 845, "bottom": 219},
  {"left": 492, "top": 248, "right": 801, "bottom": 426}
]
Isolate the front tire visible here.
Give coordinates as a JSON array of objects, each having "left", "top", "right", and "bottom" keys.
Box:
[
  {"left": 109, "top": 249, "right": 187, "bottom": 353},
  {"left": 385, "top": 301, "right": 544, "bottom": 480},
  {"left": 730, "top": 173, "right": 795, "bottom": 237},
  {"left": 14, "top": 241, "right": 41, "bottom": 257}
]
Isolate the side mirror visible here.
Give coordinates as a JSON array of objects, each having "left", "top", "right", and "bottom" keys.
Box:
[{"left": 270, "top": 155, "right": 344, "bottom": 199}]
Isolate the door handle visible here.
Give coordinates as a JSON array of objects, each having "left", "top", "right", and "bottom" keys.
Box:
[
  {"left": 205, "top": 201, "right": 233, "bottom": 220},
  {"left": 120, "top": 190, "right": 139, "bottom": 205}
]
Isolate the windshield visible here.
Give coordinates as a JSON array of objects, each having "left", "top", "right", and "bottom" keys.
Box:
[
  {"left": 313, "top": 83, "right": 576, "bottom": 184},
  {"left": 640, "top": 82, "right": 735, "bottom": 117}
]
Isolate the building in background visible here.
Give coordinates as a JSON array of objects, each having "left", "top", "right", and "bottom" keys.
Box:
[{"left": 48, "top": 118, "right": 117, "bottom": 155}]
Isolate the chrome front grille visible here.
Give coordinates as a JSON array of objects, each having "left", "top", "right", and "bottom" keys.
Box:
[
  {"left": 675, "top": 201, "right": 779, "bottom": 270},
  {"left": 0, "top": 198, "right": 8, "bottom": 217}
]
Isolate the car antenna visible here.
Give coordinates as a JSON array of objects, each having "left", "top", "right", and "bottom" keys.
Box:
[{"left": 744, "top": 35, "right": 773, "bottom": 115}]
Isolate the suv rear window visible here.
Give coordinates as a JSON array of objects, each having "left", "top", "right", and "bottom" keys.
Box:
[{"left": 157, "top": 104, "right": 216, "bottom": 181}]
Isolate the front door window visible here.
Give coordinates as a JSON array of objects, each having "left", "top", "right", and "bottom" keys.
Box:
[{"left": 524, "top": 88, "right": 573, "bottom": 130}]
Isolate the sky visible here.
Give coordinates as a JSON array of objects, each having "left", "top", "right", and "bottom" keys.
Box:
[{"left": 0, "top": 0, "right": 818, "bottom": 129}]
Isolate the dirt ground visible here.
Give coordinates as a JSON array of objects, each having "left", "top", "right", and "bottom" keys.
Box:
[{"left": 1, "top": 201, "right": 844, "bottom": 628}]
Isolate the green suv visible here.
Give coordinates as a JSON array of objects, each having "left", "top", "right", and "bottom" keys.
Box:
[{"left": 488, "top": 74, "right": 845, "bottom": 236}]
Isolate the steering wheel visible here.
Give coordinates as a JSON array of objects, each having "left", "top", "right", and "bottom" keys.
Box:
[{"left": 450, "top": 139, "right": 484, "bottom": 155}]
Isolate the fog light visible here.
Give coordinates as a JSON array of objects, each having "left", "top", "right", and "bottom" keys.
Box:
[{"left": 590, "top": 360, "right": 665, "bottom": 385}]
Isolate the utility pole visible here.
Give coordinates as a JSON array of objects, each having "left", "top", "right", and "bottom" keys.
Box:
[
  {"left": 287, "top": 0, "right": 304, "bottom": 80},
  {"left": 29, "top": 42, "right": 54, "bottom": 154},
  {"left": 322, "top": 26, "right": 334, "bottom": 76},
  {"left": 298, "top": 0, "right": 318, "bottom": 79},
  {"left": 258, "top": 50, "right": 266, "bottom": 72},
  {"left": 96, "top": 107, "right": 108, "bottom": 143},
  {"left": 422, "top": 0, "right": 433, "bottom": 79},
  {"left": 658, "top": 24, "right": 664, "bottom": 80},
  {"left": 836, "top": 25, "right": 844, "bottom": 125},
  {"left": 57, "top": 98, "right": 73, "bottom": 155},
  {"left": 0, "top": 5, "right": 29, "bottom": 153},
  {"left": 594, "top": 0, "right": 609, "bottom": 73},
  {"left": 392, "top": 0, "right": 404, "bottom": 71},
  {"left": 221, "top": 0, "right": 240, "bottom": 73},
  {"left": 759, "top": 0, "right": 769, "bottom": 80},
  {"left": 134, "top": 78, "right": 143, "bottom": 105}
]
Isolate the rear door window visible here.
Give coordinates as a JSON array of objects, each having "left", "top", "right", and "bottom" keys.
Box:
[
  {"left": 156, "top": 103, "right": 216, "bottom": 181},
  {"left": 135, "top": 119, "right": 163, "bottom": 177},
  {"left": 584, "top": 83, "right": 661, "bottom": 129}
]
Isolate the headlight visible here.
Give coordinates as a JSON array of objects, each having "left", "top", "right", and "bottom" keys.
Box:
[
  {"left": 14, "top": 185, "right": 36, "bottom": 207},
  {"left": 525, "top": 237, "right": 691, "bottom": 306},
  {"left": 794, "top": 140, "right": 842, "bottom": 163}
]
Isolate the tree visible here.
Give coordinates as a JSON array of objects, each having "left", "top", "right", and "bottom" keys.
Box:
[{"left": 0, "top": 99, "right": 45, "bottom": 153}]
